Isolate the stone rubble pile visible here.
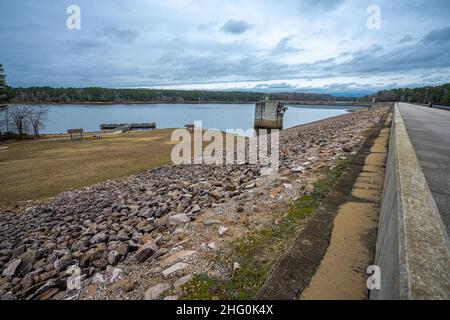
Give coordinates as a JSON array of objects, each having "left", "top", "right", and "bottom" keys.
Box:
[{"left": 0, "top": 107, "right": 388, "bottom": 300}]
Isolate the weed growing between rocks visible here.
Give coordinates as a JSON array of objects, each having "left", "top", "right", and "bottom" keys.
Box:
[{"left": 179, "top": 157, "right": 353, "bottom": 300}]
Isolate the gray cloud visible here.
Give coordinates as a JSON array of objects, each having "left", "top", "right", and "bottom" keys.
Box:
[
  {"left": 271, "top": 36, "right": 303, "bottom": 55},
  {"left": 74, "top": 40, "right": 103, "bottom": 50},
  {"left": 99, "top": 26, "right": 139, "bottom": 43},
  {"left": 397, "top": 35, "right": 413, "bottom": 44},
  {"left": 330, "top": 27, "right": 450, "bottom": 75},
  {"left": 253, "top": 82, "right": 299, "bottom": 91},
  {"left": 149, "top": 25, "right": 450, "bottom": 88},
  {"left": 248, "top": 82, "right": 388, "bottom": 96},
  {"left": 422, "top": 26, "right": 450, "bottom": 44},
  {"left": 1, "top": 0, "right": 450, "bottom": 94},
  {"left": 299, "top": 0, "right": 346, "bottom": 13},
  {"left": 220, "top": 19, "right": 252, "bottom": 35}
]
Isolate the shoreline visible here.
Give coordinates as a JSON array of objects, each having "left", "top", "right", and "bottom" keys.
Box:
[
  {"left": 1, "top": 105, "right": 362, "bottom": 139},
  {"left": 10, "top": 101, "right": 256, "bottom": 105},
  {"left": 3, "top": 111, "right": 355, "bottom": 142},
  {"left": 8, "top": 101, "right": 371, "bottom": 107}
]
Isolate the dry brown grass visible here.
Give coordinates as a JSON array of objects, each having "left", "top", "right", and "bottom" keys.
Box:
[{"left": 0, "top": 130, "right": 178, "bottom": 205}]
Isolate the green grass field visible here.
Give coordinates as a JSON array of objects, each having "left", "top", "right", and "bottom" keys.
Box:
[{"left": 0, "top": 130, "right": 177, "bottom": 205}]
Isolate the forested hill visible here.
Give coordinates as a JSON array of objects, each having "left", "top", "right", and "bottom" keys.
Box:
[
  {"left": 10, "top": 87, "right": 356, "bottom": 103},
  {"left": 370, "top": 83, "right": 450, "bottom": 105}
]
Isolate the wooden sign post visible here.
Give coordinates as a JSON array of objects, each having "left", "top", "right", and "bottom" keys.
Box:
[{"left": 67, "top": 129, "right": 84, "bottom": 141}]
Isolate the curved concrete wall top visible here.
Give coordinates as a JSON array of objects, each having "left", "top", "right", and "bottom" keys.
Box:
[{"left": 371, "top": 103, "right": 450, "bottom": 300}]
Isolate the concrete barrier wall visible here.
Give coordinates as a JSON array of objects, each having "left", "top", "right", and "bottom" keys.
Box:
[{"left": 371, "top": 103, "right": 450, "bottom": 300}]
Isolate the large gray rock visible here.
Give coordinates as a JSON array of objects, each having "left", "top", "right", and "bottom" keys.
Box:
[
  {"left": 116, "top": 243, "right": 129, "bottom": 257},
  {"left": 2, "top": 259, "right": 22, "bottom": 277},
  {"left": 1, "top": 292, "right": 16, "bottom": 300},
  {"left": 20, "top": 249, "right": 41, "bottom": 265},
  {"left": 162, "top": 262, "right": 188, "bottom": 278},
  {"left": 54, "top": 257, "right": 72, "bottom": 272},
  {"left": 144, "top": 283, "right": 171, "bottom": 300},
  {"left": 89, "top": 233, "right": 107, "bottom": 245},
  {"left": 28, "top": 279, "right": 59, "bottom": 300},
  {"left": 79, "top": 251, "right": 93, "bottom": 268},
  {"left": 174, "top": 274, "right": 193, "bottom": 289},
  {"left": 107, "top": 250, "right": 120, "bottom": 266},
  {"left": 168, "top": 213, "right": 190, "bottom": 225},
  {"left": 92, "top": 258, "right": 108, "bottom": 269},
  {"left": 134, "top": 242, "right": 158, "bottom": 263},
  {"left": 21, "top": 272, "right": 36, "bottom": 290}
]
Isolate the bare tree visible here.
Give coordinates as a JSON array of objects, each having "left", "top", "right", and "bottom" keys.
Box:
[
  {"left": 8, "top": 105, "right": 31, "bottom": 139},
  {"left": 28, "top": 106, "right": 49, "bottom": 137}
]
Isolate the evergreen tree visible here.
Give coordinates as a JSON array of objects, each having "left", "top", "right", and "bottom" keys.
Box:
[
  {"left": 0, "top": 64, "right": 14, "bottom": 104},
  {"left": 0, "top": 64, "right": 6, "bottom": 102}
]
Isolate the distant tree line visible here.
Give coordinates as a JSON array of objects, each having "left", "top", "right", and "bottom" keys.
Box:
[
  {"left": 366, "top": 83, "right": 450, "bottom": 105},
  {"left": 10, "top": 87, "right": 357, "bottom": 104}
]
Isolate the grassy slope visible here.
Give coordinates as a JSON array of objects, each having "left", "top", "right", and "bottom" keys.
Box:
[{"left": 0, "top": 130, "right": 176, "bottom": 205}]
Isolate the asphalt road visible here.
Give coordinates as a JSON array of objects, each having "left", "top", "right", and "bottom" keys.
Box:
[{"left": 398, "top": 103, "right": 450, "bottom": 235}]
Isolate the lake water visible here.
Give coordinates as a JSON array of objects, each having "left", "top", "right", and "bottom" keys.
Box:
[{"left": 36, "top": 103, "right": 362, "bottom": 134}]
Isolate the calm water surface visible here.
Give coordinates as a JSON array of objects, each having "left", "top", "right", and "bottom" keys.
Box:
[{"left": 35, "top": 103, "right": 362, "bottom": 134}]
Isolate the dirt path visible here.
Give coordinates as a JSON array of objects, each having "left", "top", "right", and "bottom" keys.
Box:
[{"left": 300, "top": 114, "right": 391, "bottom": 300}]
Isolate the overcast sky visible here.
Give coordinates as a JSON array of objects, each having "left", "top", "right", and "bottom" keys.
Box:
[{"left": 1, "top": 0, "right": 450, "bottom": 95}]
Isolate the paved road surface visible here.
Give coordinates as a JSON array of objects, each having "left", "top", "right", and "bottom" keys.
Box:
[{"left": 398, "top": 103, "right": 450, "bottom": 235}]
